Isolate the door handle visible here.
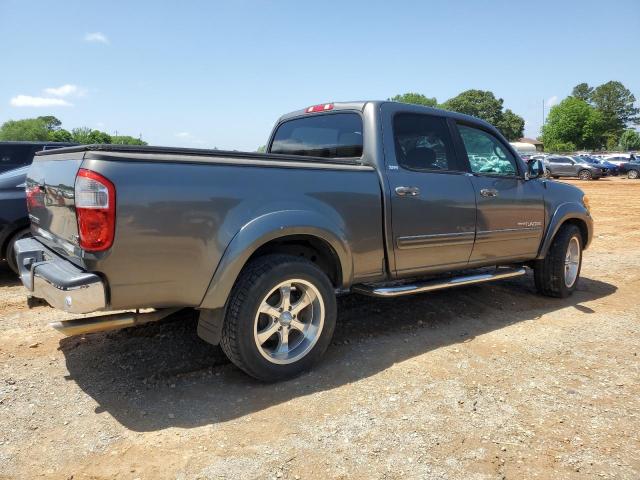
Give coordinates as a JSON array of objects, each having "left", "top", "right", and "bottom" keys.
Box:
[
  {"left": 395, "top": 186, "right": 420, "bottom": 197},
  {"left": 480, "top": 188, "right": 498, "bottom": 197}
]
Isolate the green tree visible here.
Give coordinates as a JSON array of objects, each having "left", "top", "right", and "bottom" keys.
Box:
[
  {"left": 441, "top": 90, "right": 504, "bottom": 126},
  {"left": 496, "top": 109, "right": 525, "bottom": 141},
  {"left": 111, "top": 135, "right": 147, "bottom": 145},
  {"left": 37, "top": 115, "right": 62, "bottom": 132},
  {"left": 0, "top": 118, "right": 51, "bottom": 141},
  {"left": 389, "top": 92, "right": 438, "bottom": 108},
  {"left": 71, "top": 127, "right": 112, "bottom": 144},
  {"left": 590, "top": 81, "right": 639, "bottom": 138},
  {"left": 441, "top": 90, "right": 525, "bottom": 140},
  {"left": 541, "top": 97, "right": 605, "bottom": 151},
  {"left": 618, "top": 129, "right": 640, "bottom": 151},
  {"left": 571, "top": 83, "right": 593, "bottom": 102},
  {"left": 256, "top": 145, "right": 266, "bottom": 153},
  {"left": 48, "top": 128, "right": 73, "bottom": 142}
]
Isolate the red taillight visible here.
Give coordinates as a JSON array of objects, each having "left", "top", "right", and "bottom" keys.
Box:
[
  {"left": 305, "top": 103, "right": 334, "bottom": 113},
  {"left": 75, "top": 169, "right": 115, "bottom": 251}
]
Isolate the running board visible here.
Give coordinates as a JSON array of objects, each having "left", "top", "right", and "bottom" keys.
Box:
[
  {"left": 50, "top": 308, "right": 182, "bottom": 336},
  {"left": 352, "top": 267, "right": 526, "bottom": 298}
]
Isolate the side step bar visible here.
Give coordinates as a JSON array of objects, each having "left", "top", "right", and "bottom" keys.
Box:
[
  {"left": 352, "top": 267, "right": 526, "bottom": 298},
  {"left": 50, "top": 308, "right": 182, "bottom": 336}
]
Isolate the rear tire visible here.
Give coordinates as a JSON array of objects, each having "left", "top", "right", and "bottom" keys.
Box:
[
  {"left": 220, "top": 254, "right": 337, "bottom": 382},
  {"left": 5, "top": 228, "right": 31, "bottom": 274},
  {"left": 534, "top": 224, "right": 582, "bottom": 298},
  {"left": 578, "top": 169, "right": 592, "bottom": 180},
  {"left": 628, "top": 169, "right": 639, "bottom": 179}
]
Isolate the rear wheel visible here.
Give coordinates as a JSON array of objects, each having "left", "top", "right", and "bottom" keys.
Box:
[
  {"left": 221, "top": 254, "right": 337, "bottom": 381},
  {"left": 534, "top": 224, "right": 582, "bottom": 298},
  {"left": 5, "top": 228, "right": 31, "bottom": 274},
  {"left": 578, "top": 169, "right": 592, "bottom": 180},
  {"left": 628, "top": 169, "right": 639, "bottom": 179}
]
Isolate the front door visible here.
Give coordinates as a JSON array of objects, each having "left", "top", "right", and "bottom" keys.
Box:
[
  {"left": 455, "top": 124, "right": 545, "bottom": 263},
  {"left": 385, "top": 111, "right": 477, "bottom": 277}
]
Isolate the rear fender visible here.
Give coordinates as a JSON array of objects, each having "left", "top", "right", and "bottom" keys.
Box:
[
  {"left": 536, "top": 202, "right": 592, "bottom": 259},
  {"left": 198, "top": 210, "right": 352, "bottom": 312}
]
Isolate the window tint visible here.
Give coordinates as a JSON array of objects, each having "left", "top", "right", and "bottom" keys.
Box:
[
  {"left": 458, "top": 125, "right": 518, "bottom": 176},
  {"left": 393, "top": 114, "right": 456, "bottom": 171},
  {"left": 270, "top": 113, "right": 363, "bottom": 158}
]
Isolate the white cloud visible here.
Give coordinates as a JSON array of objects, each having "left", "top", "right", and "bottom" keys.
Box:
[
  {"left": 545, "top": 96, "right": 558, "bottom": 107},
  {"left": 175, "top": 132, "right": 191, "bottom": 138},
  {"left": 10, "top": 95, "right": 72, "bottom": 107},
  {"left": 43, "top": 84, "right": 85, "bottom": 97},
  {"left": 84, "top": 32, "right": 109, "bottom": 44}
]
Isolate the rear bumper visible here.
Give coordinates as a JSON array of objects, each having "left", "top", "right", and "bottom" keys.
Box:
[{"left": 14, "top": 238, "right": 106, "bottom": 314}]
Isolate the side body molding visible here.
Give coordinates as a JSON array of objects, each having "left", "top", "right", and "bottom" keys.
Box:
[
  {"left": 198, "top": 209, "right": 353, "bottom": 312},
  {"left": 536, "top": 202, "right": 593, "bottom": 259}
]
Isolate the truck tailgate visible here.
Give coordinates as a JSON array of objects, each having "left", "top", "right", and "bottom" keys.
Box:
[{"left": 26, "top": 153, "right": 84, "bottom": 264}]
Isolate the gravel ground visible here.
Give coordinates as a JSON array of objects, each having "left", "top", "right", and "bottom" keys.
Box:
[{"left": 0, "top": 177, "right": 639, "bottom": 479}]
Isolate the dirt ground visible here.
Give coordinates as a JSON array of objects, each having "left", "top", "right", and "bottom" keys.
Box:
[{"left": 0, "top": 177, "right": 639, "bottom": 480}]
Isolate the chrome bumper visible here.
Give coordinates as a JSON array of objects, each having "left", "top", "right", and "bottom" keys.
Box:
[{"left": 14, "top": 238, "right": 106, "bottom": 314}]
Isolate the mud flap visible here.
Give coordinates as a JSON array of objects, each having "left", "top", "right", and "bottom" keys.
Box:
[{"left": 197, "top": 308, "right": 224, "bottom": 345}]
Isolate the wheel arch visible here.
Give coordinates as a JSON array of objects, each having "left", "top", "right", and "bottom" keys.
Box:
[
  {"left": 199, "top": 210, "right": 353, "bottom": 313},
  {"left": 536, "top": 203, "right": 593, "bottom": 260}
]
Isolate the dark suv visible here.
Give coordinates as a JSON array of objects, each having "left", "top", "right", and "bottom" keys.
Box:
[
  {"left": 0, "top": 141, "right": 76, "bottom": 174},
  {"left": 545, "top": 155, "right": 606, "bottom": 180}
]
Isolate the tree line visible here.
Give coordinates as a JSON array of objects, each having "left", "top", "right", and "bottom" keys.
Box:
[
  {"left": 0, "top": 116, "right": 147, "bottom": 145},
  {"left": 542, "top": 81, "right": 640, "bottom": 151},
  {"left": 389, "top": 90, "right": 525, "bottom": 141}
]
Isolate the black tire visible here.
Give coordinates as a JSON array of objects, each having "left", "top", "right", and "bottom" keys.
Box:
[
  {"left": 544, "top": 169, "right": 552, "bottom": 179},
  {"left": 5, "top": 228, "right": 31, "bottom": 274},
  {"left": 552, "top": 176, "right": 560, "bottom": 179},
  {"left": 628, "top": 169, "right": 639, "bottom": 180},
  {"left": 220, "top": 254, "right": 337, "bottom": 382},
  {"left": 578, "top": 169, "right": 592, "bottom": 180},
  {"left": 534, "top": 224, "right": 583, "bottom": 298}
]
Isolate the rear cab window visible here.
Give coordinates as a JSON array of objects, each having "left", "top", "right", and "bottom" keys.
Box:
[{"left": 269, "top": 113, "right": 363, "bottom": 159}]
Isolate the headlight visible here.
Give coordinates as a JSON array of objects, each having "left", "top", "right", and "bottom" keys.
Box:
[{"left": 582, "top": 195, "right": 591, "bottom": 213}]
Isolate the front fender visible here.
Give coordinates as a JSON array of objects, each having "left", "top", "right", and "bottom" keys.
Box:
[
  {"left": 536, "top": 202, "right": 593, "bottom": 259},
  {"left": 198, "top": 209, "right": 353, "bottom": 311}
]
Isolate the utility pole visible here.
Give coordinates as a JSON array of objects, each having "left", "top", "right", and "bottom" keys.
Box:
[{"left": 542, "top": 99, "right": 545, "bottom": 127}]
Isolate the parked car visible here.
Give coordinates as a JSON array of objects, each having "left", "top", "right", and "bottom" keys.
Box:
[
  {"left": 0, "top": 141, "right": 77, "bottom": 174},
  {"left": 14, "top": 101, "right": 592, "bottom": 381},
  {"left": 602, "top": 153, "right": 637, "bottom": 167},
  {"left": 577, "top": 155, "right": 619, "bottom": 176},
  {"left": 544, "top": 155, "right": 606, "bottom": 180},
  {"left": 619, "top": 160, "right": 640, "bottom": 179},
  {"left": 0, "top": 166, "right": 30, "bottom": 273}
]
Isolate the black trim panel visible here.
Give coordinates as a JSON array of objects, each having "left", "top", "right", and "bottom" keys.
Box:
[{"left": 396, "top": 231, "right": 475, "bottom": 250}]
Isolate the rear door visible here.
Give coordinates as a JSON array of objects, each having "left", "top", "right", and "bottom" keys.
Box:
[
  {"left": 381, "top": 106, "right": 477, "bottom": 277},
  {"left": 454, "top": 123, "right": 545, "bottom": 263}
]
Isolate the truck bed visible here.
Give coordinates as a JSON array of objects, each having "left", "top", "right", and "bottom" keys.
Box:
[{"left": 27, "top": 146, "right": 384, "bottom": 311}]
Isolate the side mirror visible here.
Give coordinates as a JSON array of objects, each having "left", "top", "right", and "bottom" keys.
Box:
[{"left": 527, "top": 159, "right": 545, "bottom": 179}]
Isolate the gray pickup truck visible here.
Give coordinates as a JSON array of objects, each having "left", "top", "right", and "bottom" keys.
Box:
[{"left": 15, "top": 101, "right": 593, "bottom": 381}]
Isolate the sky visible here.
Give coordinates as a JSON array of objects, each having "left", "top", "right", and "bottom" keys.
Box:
[{"left": 1, "top": 0, "right": 639, "bottom": 150}]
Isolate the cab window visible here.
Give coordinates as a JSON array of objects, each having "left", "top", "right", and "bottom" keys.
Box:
[
  {"left": 393, "top": 114, "right": 457, "bottom": 171},
  {"left": 458, "top": 125, "right": 519, "bottom": 176}
]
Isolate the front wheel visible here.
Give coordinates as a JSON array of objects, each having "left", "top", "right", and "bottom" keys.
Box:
[
  {"left": 534, "top": 224, "right": 583, "bottom": 298},
  {"left": 221, "top": 254, "right": 337, "bottom": 381},
  {"left": 628, "top": 169, "right": 639, "bottom": 180},
  {"left": 578, "top": 169, "right": 593, "bottom": 180}
]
